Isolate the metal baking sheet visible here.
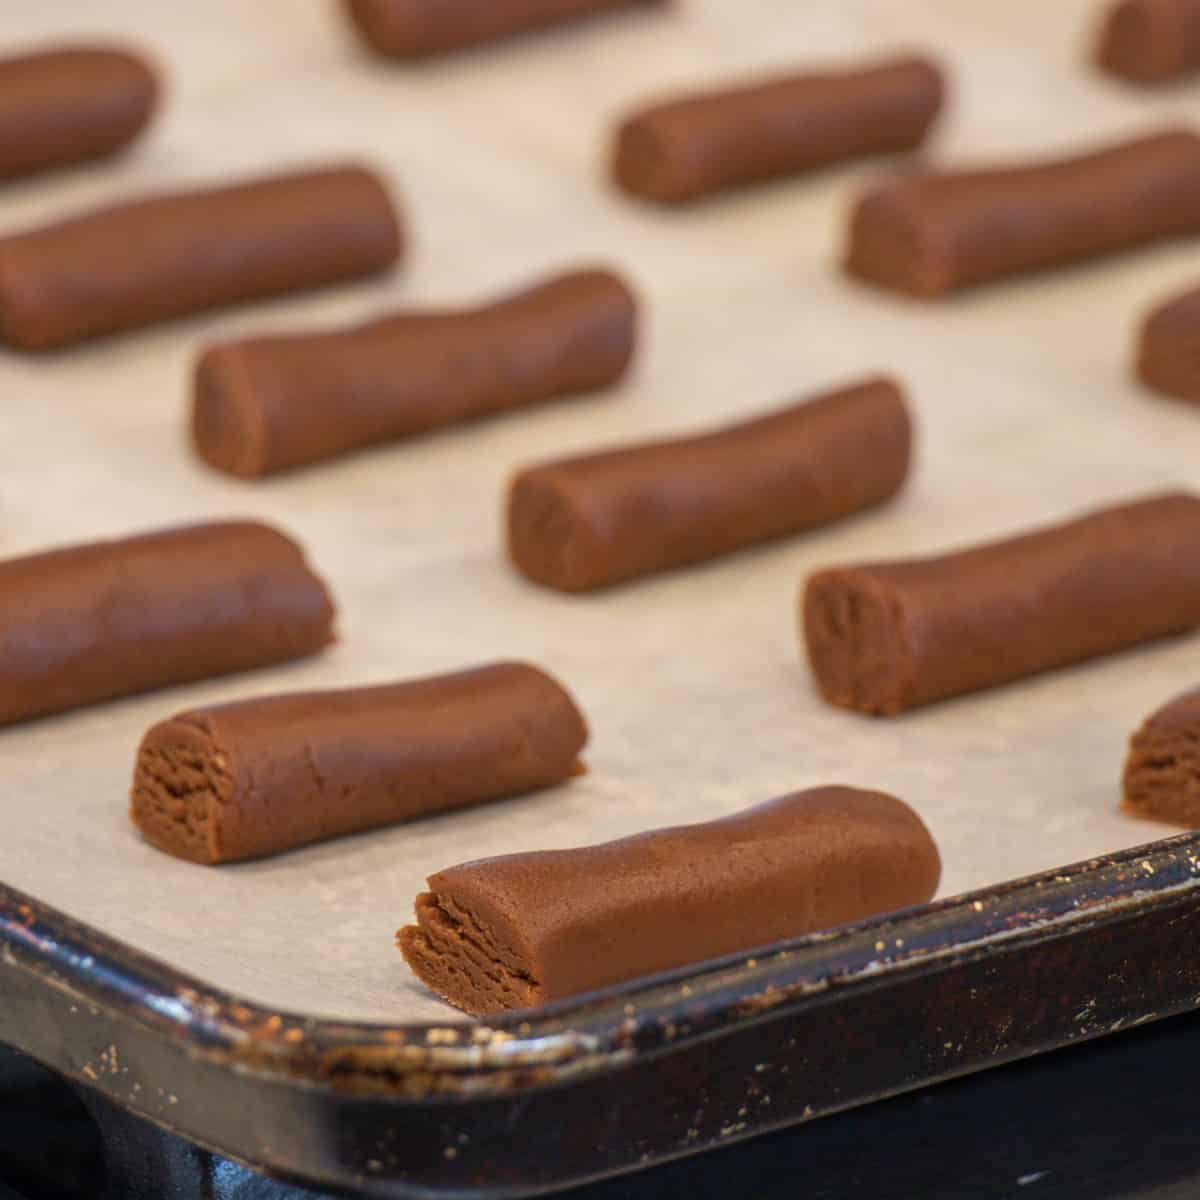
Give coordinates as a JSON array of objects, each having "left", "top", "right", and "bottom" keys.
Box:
[
  {"left": 4, "top": 0, "right": 1200, "bottom": 1026},
  {"left": 10, "top": 6, "right": 1200, "bottom": 1194}
]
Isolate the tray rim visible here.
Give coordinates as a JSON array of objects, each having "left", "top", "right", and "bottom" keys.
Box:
[
  {"left": 5, "top": 824, "right": 1200, "bottom": 1102},
  {"left": 9, "top": 829, "right": 1200, "bottom": 1196}
]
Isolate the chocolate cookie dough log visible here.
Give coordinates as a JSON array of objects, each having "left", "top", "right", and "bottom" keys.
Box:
[
  {"left": 1136, "top": 283, "right": 1200, "bottom": 400},
  {"left": 343, "top": 0, "right": 663, "bottom": 57},
  {"left": 0, "top": 45, "right": 158, "bottom": 180},
  {"left": 398, "top": 786, "right": 940, "bottom": 1015},
  {"left": 0, "top": 521, "right": 334, "bottom": 726},
  {"left": 614, "top": 54, "right": 944, "bottom": 205},
  {"left": 131, "top": 662, "right": 587, "bottom": 864},
  {"left": 845, "top": 130, "right": 1200, "bottom": 297},
  {"left": 0, "top": 164, "right": 401, "bottom": 350},
  {"left": 192, "top": 267, "right": 636, "bottom": 479},
  {"left": 1096, "top": 0, "right": 1200, "bottom": 83},
  {"left": 1123, "top": 687, "right": 1200, "bottom": 825},
  {"left": 509, "top": 375, "right": 911, "bottom": 592},
  {"left": 803, "top": 492, "right": 1200, "bottom": 716}
]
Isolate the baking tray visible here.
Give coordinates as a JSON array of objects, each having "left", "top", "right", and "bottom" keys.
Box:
[{"left": 6, "top": 0, "right": 1200, "bottom": 1194}]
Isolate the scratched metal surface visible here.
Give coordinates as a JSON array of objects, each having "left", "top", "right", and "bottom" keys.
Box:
[{"left": 1, "top": 0, "right": 1198, "bottom": 1023}]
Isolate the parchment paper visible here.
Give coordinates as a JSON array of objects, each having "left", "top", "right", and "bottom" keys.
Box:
[{"left": 3, "top": 0, "right": 1200, "bottom": 1024}]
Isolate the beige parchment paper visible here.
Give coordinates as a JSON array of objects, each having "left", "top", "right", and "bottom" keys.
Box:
[{"left": 3, "top": 0, "right": 1200, "bottom": 1023}]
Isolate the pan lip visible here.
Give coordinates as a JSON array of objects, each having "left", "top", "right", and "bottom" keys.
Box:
[{"left": 5, "top": 827, "right": 1199, "bottom": 1101}]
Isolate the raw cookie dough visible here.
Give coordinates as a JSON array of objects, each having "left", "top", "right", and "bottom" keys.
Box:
[
  {"left": 398, "top": 786, "right": 941, "bottom": 1015},
  {"left": 1135, "top": 283, "right": 1200, "bottom": 401},
  {"left": 131, "top": 662, "right": 587, "bottom": 864},
  {"left": 343, "top": 0, "right": 663, "bottom": 58},
  {"left": 192, "top": 267, "right": 636, "bottom": 478},
  {"left": 0, "top": 164, "right": 401, "bottom": 350},
  {"left": 0, "top": 521, "right": 335, "bottom": 726},
  {"left": 0, "top": 44, "right": 158, "bottom": 179},
  {"left": 613, "top": 54, "right": 944, "bottom": 205},
  {"left": 845, "top": 130, "right": 1200, "bottom": 297},
  {"left": 1095, "top": 0, "right": 1200, "bottom": 83},
  {"left": 508, "top": 375, "right": 911, "bottom": 592},
  {"left": 1123, "top": 687, "right": 1200, "bottom": 826},
  {"left": 803, "top": 492, "right": 1200, "bottom": 715}
]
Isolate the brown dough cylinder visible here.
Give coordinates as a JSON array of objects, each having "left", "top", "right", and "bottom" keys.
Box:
[
  {"left": 1095, "top": 0, "right": 1200, "bottom": 84},
  {"left": 343, "top": 0, "right": 662, "bottom": 58},
  {"left": 613, "top": 54, "right": 945, "bottom": 206},
  {"left": 1123, "top": 687, "right": 1200, "bottom": 825},
  {"left": 0, "top": 164, "right": 402, "bottom": 351},
  {"left": 803, "top": 492, "right": 1200, "bottom": 716},
  {"left": 130, "top": 662, "right": 587, "bottom": 865},
  {"left": 398, "top": 785, "right": 941, "bottom": 1016},
  {"left": 508, "top": 375, "right": 911, "bottom": 593},
  {"left": 192, "top": 268, "right": 636, "bottom": 479},
  {"left": 844, "top": 129, "right": 1200, "bottom": 297},
  {"left": 0, "top": 44, "right": 158, "bottom": 180},
  {"left": 1136, "top": 283, "right": 1200, "bottom": 401},
  {"left": 0, "top": 521, "right": 335, "bottom": 726}
]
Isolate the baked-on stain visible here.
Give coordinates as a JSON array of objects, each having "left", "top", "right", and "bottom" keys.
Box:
[
  {"left": 0, "top": 44, "right": 158, "bottom": 180},
  {"left": 507, "top": 375, "right": 911, "bottom": 592},
  {"left": 398, "top": 786, "right": 941, "bottom": 1015},
  {"left": 844, "top": 130, "right": 1200, "bottom": 297},
  {"left": 342, "top": 0, "right": 664, "bottom": 57},
  {"left": 192, "top": 267, "right": 636, "bottom": 479},
  {"left": 613, "top": 54, "right": 944, "bottom": 205},
  {"left": 0, "top": 164, "right": 401, "bottom": 351},
  {"left": 803, "top": 491, "right": 1200, "bottom": 716},
  {"left": 1135, "top": 283, "right": 1200, "bottom": 401},
  {"left": 1124, "top": 687, "right": 1200, "bottom": 826},
  {"left": 1095, "top": 0, "right": 1200, "bottom": 83},
  {"left": 130, "top": 662, "right": 587, "bottom": 864},
  {"left": 0, "top": 521, "right": 335, "bottom": 726}
]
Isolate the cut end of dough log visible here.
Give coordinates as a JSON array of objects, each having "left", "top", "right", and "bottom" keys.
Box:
[
  {"left": 398, "top": 889, "right": 542, "bottom": 1017},
  {"left": 130, "top": 716, "right": 229, "bottom": 865},
  {"left": 844, "top": 188, "right": 952, "bottom": 298},
  {"left": 1095, "top": 0, "right": 1188, "bottom": 84},
  {"left": 803, "top": 568, "right": 910, "bottom": 715},
  {"left": 508, "top": 467, "right": 605, "bottom": 592},
  {"left": 192, "top": 345, "right": 269, "bottom": 479},
  {"left": 1137, "top": 286, "right": 1200, "bottom": 402},
  {"left": 1123, "top": 687, "right": 1200, "bottom": 826}
]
